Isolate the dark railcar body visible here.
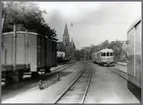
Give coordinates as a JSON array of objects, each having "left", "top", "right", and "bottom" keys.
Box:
[
  {"left": 37, "top": 35, "right": 57, "bottom": 73},
  {"left": 1, "top": 31, "right": 57, "bottom": 81}
]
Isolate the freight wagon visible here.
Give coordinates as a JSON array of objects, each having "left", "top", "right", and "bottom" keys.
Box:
[
  {"left": 1, "top": 29, "right": 57, "bottom": 83},
  {"left": 127, "top": 18, "right": 141, "bottom": 101}
]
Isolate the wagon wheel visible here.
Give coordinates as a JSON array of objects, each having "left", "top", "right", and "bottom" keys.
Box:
[
  {"left": 13, "top": 71, "right": 20, "bottom": 82},
  {"left": 111, "top": 63, "right": 114, "bottom": 66},
  {"left": 31, "top": 72, "right": 39, "bottom": 78},
  {"left": 19, "top": 72, "right": 23, "bottom": 81},
  {"left": 45, "top": 67, "right": 51, "bottom": 73},
  {"left": 5, "top": 76, "right": 13, "bottom": 84}
]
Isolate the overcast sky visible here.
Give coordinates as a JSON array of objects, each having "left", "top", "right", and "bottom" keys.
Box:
[{"left": 36, "top": 2, "right": 141, "bottom": 49}]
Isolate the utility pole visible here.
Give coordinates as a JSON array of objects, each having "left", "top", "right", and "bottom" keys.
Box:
[
  {"left": 0, "top": 2, "right": 3, "bottom": 76},
  {"left": 13, "top": 24, "right": 17, "bottom": 71}
]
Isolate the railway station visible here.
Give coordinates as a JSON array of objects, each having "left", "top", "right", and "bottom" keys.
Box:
[{"left": 0, "top": 1, "right": 142, "bottom": 104}]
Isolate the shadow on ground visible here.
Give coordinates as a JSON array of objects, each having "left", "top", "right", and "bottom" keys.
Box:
[{"left": 2, "top": 71, "right": 72, "bottom": 101}]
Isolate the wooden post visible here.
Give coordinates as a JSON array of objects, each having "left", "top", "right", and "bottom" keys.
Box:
[
  {"left": 0, "top": 2, "right": 3, "bottom": 74},
  {"left": 13, "top": 24, "right": 17, "bottom": 71}
]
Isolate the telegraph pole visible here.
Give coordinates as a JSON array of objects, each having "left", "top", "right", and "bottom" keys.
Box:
[
  {"left": 0, "top": 2, "right": 3, "bottom": 75},
  {"left": 13, "top": 24, "right": 17, "bottom": 71}
]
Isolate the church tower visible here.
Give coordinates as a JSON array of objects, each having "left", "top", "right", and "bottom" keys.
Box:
[{"left": 63, "top": 23, "right": 70, "bottom": 47}]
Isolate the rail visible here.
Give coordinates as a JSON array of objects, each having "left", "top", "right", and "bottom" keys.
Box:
[
  {"left": 2, "top": 62, "right": 75, "bottom": 86},
  {"left": 107, "top": 67, "right": 128, "bottom": 81},
  {"left": 117, "top": 62, "right": 127, "bottom": 66},
  {"left": 81, "top": 69, "right": 92, "bottom": 103},
  {"left": 54, "top": 68, "right": 92, "bottom": 104},
  {"left": 53, "top": 69, "right": 85, "bottom": 103},
  {"left": 48, "top": 62, "right": 75, "bottom": 75}
]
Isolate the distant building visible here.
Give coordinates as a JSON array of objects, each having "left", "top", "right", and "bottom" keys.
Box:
[
  {"left": 62, "top": 23, "right": 76, "bottom": 50},
  {"left": 57, "top": 23, "right": 76, "bottom": 59},
  {"left": 57, "top": 42, "right": 65, "bottom": 52},
  {"left": 63, "top": 23, "right": 70, "bottom": 47}
]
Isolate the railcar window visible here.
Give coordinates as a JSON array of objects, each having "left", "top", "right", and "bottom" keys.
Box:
[
  {"left": 107, "top": 52, "right": 109, "bottom": 56},
  {"left": 101, "top": 53, "right": 103, "bottom": 56},
  {"left": 110, "top": 52, "right": 113, "bottom": 56},
  {"left": 101, "top": 53, "right": 106, "bottom": 56}
]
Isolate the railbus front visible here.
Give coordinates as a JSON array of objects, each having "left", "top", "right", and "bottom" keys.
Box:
[{"left": 92, "top": 48, "right": 114, "bottom": 66}]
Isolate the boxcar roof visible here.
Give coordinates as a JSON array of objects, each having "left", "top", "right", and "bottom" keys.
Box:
[
  {"left": 2, "top": 31, "right": 57, "bottom": 42},
  {"left": 127, "top": 18, "right": 141, "bottom": 33},
  {"left": 2, "top": 31, "right": 38, "bottom": 35}
]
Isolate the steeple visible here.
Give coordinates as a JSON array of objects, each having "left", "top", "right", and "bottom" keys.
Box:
[{"left": 63, "top": 23, "right": 70, "bottom": 47}]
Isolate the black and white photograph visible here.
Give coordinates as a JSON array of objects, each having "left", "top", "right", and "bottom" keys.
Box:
[{"left": 0, "top": 1, "right": 142, "bottom": 104}]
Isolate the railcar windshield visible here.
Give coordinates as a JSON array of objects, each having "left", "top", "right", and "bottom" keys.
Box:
[
  {"left": 107, "top": 52, "right": 109, "bottom": 56},
  {"left": 101, "top": 52, "right": 106, "bottom": 56},
  {"left": 101, "top": 52, "right": 113, "bottom": 56},
  {"left": 110, "top": 52, "right": 113, "bottom": 56}
]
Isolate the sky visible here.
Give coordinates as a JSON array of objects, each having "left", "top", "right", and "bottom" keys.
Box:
[{"left": 36, "top": 2, "right": 141, "bottom": 49}]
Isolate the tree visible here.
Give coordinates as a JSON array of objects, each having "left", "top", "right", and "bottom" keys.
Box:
[
  {"left": 109, "top": 40, "right": 127, "bottom": 62},
  {"left": 79, "top": 47, "right": 91, "bottom": 60},
  {"left": 101, "top": 40, "right": 110, "bottom": 49},
  {"left": 89, "top": 39, "right": 126, "bottom": 62},
  {"left": 3, "top": 2, "right": 57, "bottom": 41},
  {"left": 74, "top": 50, "right": 81, "bottom": 61}
]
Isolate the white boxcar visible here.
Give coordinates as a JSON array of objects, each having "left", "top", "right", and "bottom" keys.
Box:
[{"left": 127, "top": 18, "right": 141, "bottom": 101}]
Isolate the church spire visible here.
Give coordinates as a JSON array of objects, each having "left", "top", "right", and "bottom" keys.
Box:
[{"left": 63, "top": 23, "right": 70, "bottom": 47}]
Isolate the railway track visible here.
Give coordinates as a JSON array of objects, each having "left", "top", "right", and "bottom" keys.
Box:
[
  {"left": 44, "top": 62, "right": 75, "bottom": 76},
  {"left": 107, "top": 67, "right": 128, "bottom": 81},
  {"left": 2, "top": 62, "right": 76, "bottom": 100},
  {"left": 2, "top": 62, "right": 74, "bottom": 83},
  {"left": 89, "top": 61, "right": 128, "bottom": 81},
  {"left": 53, "top": 68, "right": 92, "bottom": 104}
]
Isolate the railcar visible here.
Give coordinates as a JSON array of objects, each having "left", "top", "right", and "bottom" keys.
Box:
[
  {"left": 92, "top": 48, "right": 114, "bottom": 66},
  {"left": 1, "top": 30, "right": 57, "bottom": 83},
  {"left": 127, "top": 18, "right": 141, "bottom": 101}
]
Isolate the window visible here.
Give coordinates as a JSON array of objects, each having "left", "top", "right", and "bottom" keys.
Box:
[
  {"left": 110, "top": 52, "right": 113, "bottom": 56},
  {"left": 107, "top": 52, "right": 109, "bottom": 56},
  {"left": 101, "top": 53, "right": 106, "bottom": 56}
]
